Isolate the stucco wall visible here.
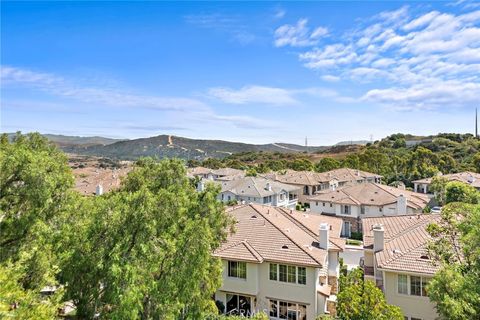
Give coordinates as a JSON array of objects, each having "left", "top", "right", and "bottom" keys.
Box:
[
  {"left": 383, "top": 271, "right": 437, "bottom": 320},
  {"left": 215, "top": 261, "right": 327, "bottom": 319},
  {"left": 219, "top": 260, "right": 259, "bottom": 296}
]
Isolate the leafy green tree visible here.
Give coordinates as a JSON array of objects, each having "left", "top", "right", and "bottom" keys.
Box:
[
  {"left": 288, "top": 159, "right": 314, "bottom": 171},
  {"left": 0, "top": 264, "right": 61, "bottom": 319},
  {"left": 358, "top": 148, "right": 390, "bottom": 176},
  {"left": 202, "top": 158, "right": 224, "bottom": 169},
  {"left": 445, "top": 181, "right": 480, "bottom": 204},
  {"left": 337, "top": 269, "right": 403, "bottom": 320},
  {"left": 246, "top": 168, "right": 258, "bottom": 177},
  {"left": 341, "top": 154, "right": 360, "bottom": 169},
  {"left": 472, "top": 152, "right": 480, "bottom": 173},
  {"left": 61, "top": 158, "right": 233, "bottom": 319},
  {"left": 407, "top": 146, "right": 440, "bottom": 181},
  {"left": 429, "top": 176, "right": 449, "bottom": 205},
  {"left": 186, "top": 159, "right": 201, "bottom": 168},
  {"left": 315, "top": 158, "right": 341, "bottom": 172},
  {"left": 0, "top": 132, "right": 74, "bottom": 290},
  {"left": 427, "top": 203, "right": 480, "bottom": 320},
  {"left": 392, "top": 138, "right": 406, "bottom": 148},
  {"left": 264, "top": 160, "right": 287, "bottom": 172}
]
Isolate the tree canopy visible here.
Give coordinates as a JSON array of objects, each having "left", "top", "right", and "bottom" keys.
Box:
[
  {"left": 336, "top": 269, "right": 403, "bottom": 320},
  {"left": 426, "top": 203, "right": 480, "bottom": 320},
  {"left": 193, "top": 133, "right": 480, "bottom": 188},
  {"left": 1, "top": 133, "right": 234, "bottom": 319}
]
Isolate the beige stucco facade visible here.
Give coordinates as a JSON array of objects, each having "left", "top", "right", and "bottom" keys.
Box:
[
  {"left": 382, "top": 270, "right": 437, "bottom": 320},
  {"left": 215, "top": 260, "right": 336, "bottom": 319}
]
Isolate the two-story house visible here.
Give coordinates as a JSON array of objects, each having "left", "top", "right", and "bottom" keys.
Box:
[
  {"left": 264, "top": 168, "right": 382, "bottom": 205},
  {"left": 188, "top": 166, "right": 245, "bottom": 181},
  {"left": 361, "top": 215, "right": 440, "bottom": 320},
  {"left": 413, "top": 171, "right": 480, "bottom": 194},
  {"left": 316, "top": 168, "right": 382, "bottom": 189},
  {"left": 214, "top": 204, "right": 345, "bottom": 319},
  {"left": 307, "top": 183, "right": 430, "bottom": 237},
  {"left": 216, "top": 176, "right": 300, "bottom": 208}
]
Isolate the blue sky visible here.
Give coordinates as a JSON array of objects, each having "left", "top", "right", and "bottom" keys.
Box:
[{"left": 1, "top": 1, "right": 479, "bottom": 145}]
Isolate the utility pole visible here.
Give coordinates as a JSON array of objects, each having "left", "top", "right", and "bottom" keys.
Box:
[
  {"left": 476, "top": 108, "right": 478, "bottom": 139},
  {"left": 305, "top": 136, "right": 308, "bottom": 153}
]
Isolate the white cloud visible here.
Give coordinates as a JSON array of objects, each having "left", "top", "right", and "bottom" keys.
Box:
[
  {"left": 377, "top": 5, "right": 410, "bottom": 26},
  {"left": 362, "top": 80, "right": 480, "bottom": 110},
  {"left": 1, "top": 66, "right": 273, "bottom": 131},
  {"left": 274, "top": 18, "right": 328, "bottom": 47},
  {"left": 321, "top": 75, "right": 341, "bottom": 82},
  {"left": 402, "top": 11, "right": 440, "bottom": 31},
  {"left": 274, "top": 8, "right": 286, "bottom": 19},
  {"left": 208, "top": 85, "right": 355, "bottom": 105},
  {"left": 208, "top": 85, "right": 298, "bottom": 105},
  {"left": 1, "top": 66, "right": 207, "bottom": 111},
  {"left": 291, "top": 6, "right": 480, "bottom": 110},
  {"left": 184, "top": 13, "right": 256, "bottom": 45}
]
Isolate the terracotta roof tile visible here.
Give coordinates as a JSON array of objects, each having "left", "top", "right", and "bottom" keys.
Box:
[
  {"left": 413, "top": 171, "right": 480, "bottom": 188},
  {"left": 362, "top": 214, "right": 441, "bottom": 274},
  {"left": 215, "top": 204, "right": 345, "bottom": 267},
  {"left": 309, "top": 183, "right": 429, "bottom": 210}
]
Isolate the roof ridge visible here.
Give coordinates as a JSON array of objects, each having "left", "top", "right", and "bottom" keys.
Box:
[
  {"left": 241, "top": 240, "right": 264, "bottom": 262},
  {"left": 249, "top": 205, "right": 324, "bottom": 266},
  {"left": 216, "top": 239, "right": 246, "bottom": 253},
  {"left": 277, "top": 208, "right": 344, "bottom": 251},
  {"left": 345, "top": 192, "right": 361, "bottom": 205},
  {"left": 276, "top": 208, "right": 318, "bottom": 238},
  {"left": 251, "top": 178, "right": 265, "bottom": 197},
  {"left": 373, "top": 183, "right": 399, "bottom": 198},
  {"left": 215, "top": 240, "right": 264, "bottom": 263}
]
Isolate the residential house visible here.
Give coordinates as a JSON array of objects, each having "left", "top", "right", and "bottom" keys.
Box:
[
  {"left": 308, "top": 183, "right": 430, "bottom": 237},
  {"left": 215, "top": 176, "right": 300, "bottom": 209},
  {"left": 214, "top": 204, "right": 345, "bottom": 319},
  {"left": 362, "top": 215, "right": 440, "bottom": 320},
  {"left": 187, "top": 166, "right": 245, "bottom": 181},
  {"left": 265, "top": 168, "right": 382, "bottom": 204},
  {"left": 413, "top": 171, "right": 480, "bottom": 194}
]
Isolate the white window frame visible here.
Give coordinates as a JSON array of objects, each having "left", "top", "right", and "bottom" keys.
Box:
[
  {"left": 269, "top": 299, "right": 307, "bottom": 320},
  {"left": 397, "top": 274, "right": 430, "bottom": 297},
  {"left": 269, "top": 263, "right": 307, "bottom": 285},
  {"left": 228, "top": 261, "right": 247, "bottom": 279}
]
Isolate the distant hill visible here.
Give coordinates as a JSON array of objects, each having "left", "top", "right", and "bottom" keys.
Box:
[
  {"left": 6, "top": 133, "right": 123, "bottom": 147},
  {"left": 59, "top": 135, "right": 328, "bottom": 160},
  {"left": 335, "top": 140, "right": 370, "bottom": 146}
]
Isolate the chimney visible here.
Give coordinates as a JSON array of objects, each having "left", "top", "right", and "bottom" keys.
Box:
[
  {"left": 95, "top": 184, "right": 103, "bottom": 196},
  {"left": 266, "top": 182, "right": 272, "bottom": 191},
  {"left": 397, "top": 194, "right": 407, "bottom": 215},
  {"left": 319, "top": 223, "right": 329, "bottom": 250},
  {"left": 373, "top": 224, "right": 384, "bottom": 252},
  {"left": 197, "top": 180, "right": 205, "bottom": 192}
]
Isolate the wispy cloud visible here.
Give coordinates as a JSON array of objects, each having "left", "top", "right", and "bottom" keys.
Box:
[
  {"left": 207, "top": 85, "right": 354, "bottom": 105},
  {"left": 291, "top": 6, "right": 480, "bottom": 110},
  {"left": 274, "top": 18, "right": 328, "bottom": 47},
  {"left": 1, "top": 66, "right": 207, "bottom": 111},
  {"left": 273, "top": 8, "right": 286, "bottom": 19},
  {"left": 1, "top": 66, "right": 272, "bottom": 131},
  {"left": 184, "top": 13, "right": 256, "bottom": 45},
  {"left": 208, "top": 85, "right": 298, "bottom": 105}
]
